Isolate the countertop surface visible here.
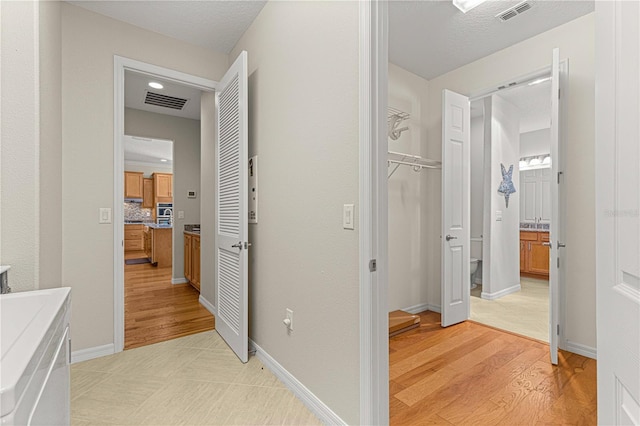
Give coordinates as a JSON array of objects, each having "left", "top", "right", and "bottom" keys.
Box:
[
  {"left": 125, "top": 221, "right": 172, "bottom": 229},
  {"left": 520, "top": 229, "right": 549, "bottom": 233},
  {"left": 184, "top": 230, "right": 200, "bottom": 236}
]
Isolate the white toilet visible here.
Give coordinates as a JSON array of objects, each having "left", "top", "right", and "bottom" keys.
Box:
[{"left": 470, "top": 258, "right": 479, "bottom": 289}]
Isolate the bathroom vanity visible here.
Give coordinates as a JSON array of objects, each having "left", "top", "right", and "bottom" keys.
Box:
[
  {"left": 1, "top": 288, "right": 71, "bottom": 425},
  {"left": 520, "top": 231, "right": 550, "bottom": 278}
]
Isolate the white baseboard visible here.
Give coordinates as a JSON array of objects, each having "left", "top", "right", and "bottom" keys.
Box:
[
  {"left": 565, "top": 340, "right": 597, "bottom": 360},
  {"left": 249, "top": 339, "right": 346, "bottom": 426},
  {"left": 71, "top": 343, "right": 115, "bottom": 364},
  {"left": 400, "top": 303, "right": 430, "bottom": 315},
  {"left": 171, "top": 277, "right": 188, "bottom": 285},
  {"left": 198, "top": 295, "right": 216, "bottom": 316},
  {"left": 427, "top": 304, "right": 441, "bottom": 313},
  {"left": 481, "top": 283, "right": 521, "bottom": 300}
]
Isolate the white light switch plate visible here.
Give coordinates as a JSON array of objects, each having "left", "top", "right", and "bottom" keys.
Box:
[
  {"left": 99, "top": 208, "right": 112, "bottom": 224},
  {"left": 343, "top": 204, "right": 355, "bottom": 230},
  {"left": 496, "top": 210, "right": 503, "bottom": 221},
  {"left": 178, "top": 210, "right": 185, "bottom": 219}
]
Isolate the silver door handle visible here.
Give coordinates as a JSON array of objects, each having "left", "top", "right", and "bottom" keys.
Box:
[
  {"left": 445, "top": 235, "right": 457, "bottom": 241},
  {"left": 557, "top": 242, "right": 566, "bottom": 248},
  {"left": 231, "top": 242, "right": 243, "bottom": 249},
  {"left": 244, "top": 242, "right": 252, "bottom": 249},
  {"left": 542, "top": 242, "right": 552, "bottom": 247}
]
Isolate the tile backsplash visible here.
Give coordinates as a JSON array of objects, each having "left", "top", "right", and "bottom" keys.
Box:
[{"left": 124, "top": 202, "right": 152, "bottom": 221}]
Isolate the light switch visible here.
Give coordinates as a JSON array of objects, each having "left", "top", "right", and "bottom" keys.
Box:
[
  {"left": 178, "top": 210, "right": 185, "bottom": 219},
  {"left": 343, "top": 204, "right": 355, "bottom": 230},
  {"left": 99, "top": 208, "right": 112, "bottom": 224},
  {"left": 496, "top": 210, "right": 503, "bottom": 221}
]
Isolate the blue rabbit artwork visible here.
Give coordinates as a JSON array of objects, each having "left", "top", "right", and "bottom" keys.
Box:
[{"left": 498, "top": 163, "right": 516, "bottom": 207}]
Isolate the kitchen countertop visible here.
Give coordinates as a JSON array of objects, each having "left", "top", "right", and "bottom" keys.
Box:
[{"left": 146, "top": 223, "right": 173, "bottom": 229}]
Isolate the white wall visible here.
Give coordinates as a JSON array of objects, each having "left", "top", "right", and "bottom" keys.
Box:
[
  {"left": 387, "top": 63, "right": 430, "bottom": 312},
  {"left": 424, "top": 13, "right": 596, "bottom": 349},
  {"left": 124, "top": 162, "right": 173, "bottom": 176},
  {"left": 470, "top": 115, "right": 485, "bottom": 242},
  {"left": 483, "top": 95, "right": 521, "bottom": 298},
  {"left": 60, "top": 2, "right": 229, "bottom": 351},
  {"left": 1, "top": 1, "right": 41, "bottom": 292},
  {"left": 520, "top": 128, "right": 551, "bottom": 157},
  {"left": 199, "top": 92, "right": 216, "bottom": 307},
  {"left": 124, "top": 108, "right": 201, "bottom": 281},
  {"left": 230, "top": 2, "right": 360, "bottom": 423}
]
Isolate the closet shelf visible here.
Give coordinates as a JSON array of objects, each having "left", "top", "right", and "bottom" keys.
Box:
[{"left": 388, "top": 151, "right": 442, "bottom": 178}]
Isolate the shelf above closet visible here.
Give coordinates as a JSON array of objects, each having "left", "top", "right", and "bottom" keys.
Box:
[{"left": 388, "top": 151, "right": 442, "bottom": 178}]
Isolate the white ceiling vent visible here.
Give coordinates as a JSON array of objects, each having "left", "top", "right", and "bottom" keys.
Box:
[
  {"left": 144, "top": 91, "right": 189, "bottom": 110},
  {"left": 496, "top": 1, "right": 533, "bottom": 22}
]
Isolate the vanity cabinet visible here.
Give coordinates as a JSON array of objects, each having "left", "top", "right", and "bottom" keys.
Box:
[
  {"left": 124, "top": 172, "right": 144, "bottom": 199},
  {"left": 520, "top": 231, "right": 550, "bottom": 278}
]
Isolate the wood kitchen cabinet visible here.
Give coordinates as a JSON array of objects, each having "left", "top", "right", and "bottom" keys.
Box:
[
  {"left": 520, "top": 231, "right": 550, "bottom": 278},
  {"left": 148, "top": 227, "right": 172, "bottom": 267},
  {"left": 124, "top": 172, "right": 144, "bottom": 199},
  {"left": 143, "top": 227, "right": 151, "bottom": 259},
  {"left": 124, "top": 224, "right": 144, "bottom": 251},
  {"left": 142, "top": 178, "right": 154, "bottom": 208},
  {"left": 153, "top": 173, "right": 173, "bottom": 203},
  {"left": 183, "top": 232, "right": 200, "bottom": 292}
]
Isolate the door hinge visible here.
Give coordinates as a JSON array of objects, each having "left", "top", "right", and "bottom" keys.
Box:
[
  {"left": 557, "top": 258, "right": 560, "bottom": 268},
  {"left": 557, "top": 171, "right": 563, "bottom": 184},
  {"left": 557, "top": 324, "right": 560, "bottom": 335},
  {"left": 369, "top": 259, "right": 377, "bottom": 272}
]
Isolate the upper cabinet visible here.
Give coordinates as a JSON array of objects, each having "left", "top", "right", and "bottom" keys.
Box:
[
  {"left": 153, "top": 173, "right": 173, "bottom": 203},
  {"left": 124, "top": 172, "right": 144, "bottom": 199},
  {"left": 142, "top": 178, "right": 154, "bottom": 208}
]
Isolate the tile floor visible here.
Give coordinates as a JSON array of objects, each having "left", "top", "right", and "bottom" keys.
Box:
[
  {"left": 71, "top": 331, "right": 321, "bottom": 425},
  {"left": 470, "top": 276, "right": 549, "bottom": 342}
]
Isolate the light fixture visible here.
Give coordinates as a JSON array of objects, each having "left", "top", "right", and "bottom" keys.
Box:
[
  {"left": 519, "top": 160, "right": 528, "bottom": 169},
  {"left": 543, "top": 155, "right": 551, "bottom": 164},
  {"left": 148, "top": 82, "right": 163, "bottom": 89},
  {"left": 160, "top": 158, "right": 168, "bottom": 162},
  {"left": 453, "top": 0, "right": 487, "bottom": 13},
  {"left": 528, "top": 157, "right": 542, "bottom": 166},
  {"left": 528, "top": 77, "right": 551, "bottom": 86}
]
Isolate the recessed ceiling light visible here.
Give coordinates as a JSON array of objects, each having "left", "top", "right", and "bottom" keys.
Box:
[
  {"left": 148, "top": 82, "right": 164, "bottom": 89},
  {"left": 160, "top": 159, "right": 168, "bottom": 162},
  {"left": 528, "top": 77, "right": 551, "bottom": 86},
  {"left": 453, "top": 0, "right": 487, "bottom": 13}
]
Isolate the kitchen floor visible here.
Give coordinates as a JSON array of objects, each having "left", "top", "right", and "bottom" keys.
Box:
[
  {"left": 470, "top": 276, "right": 549, "bottom": 342},
  {"left": 71, "top": 331, "right": 321, "bottom": 425},
  {"left": 125, "top": 250, "right": 214, "bottom": 349}
]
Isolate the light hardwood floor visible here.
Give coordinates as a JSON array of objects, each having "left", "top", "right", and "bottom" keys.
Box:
[
  {"left": 125, "top": 250, "right": 214, "bottom": 350},
  {"left": 390, "top": 311, "right": 597, "bottom": 425}
]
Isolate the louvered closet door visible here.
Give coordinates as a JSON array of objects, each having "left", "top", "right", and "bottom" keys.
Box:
[{"left": 216, "top": 51, "right": 249, "bottom": 363}]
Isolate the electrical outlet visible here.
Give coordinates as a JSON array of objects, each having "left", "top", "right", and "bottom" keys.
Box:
[{"left": 283, "top": 308, "right": 293, "bottom": 331}]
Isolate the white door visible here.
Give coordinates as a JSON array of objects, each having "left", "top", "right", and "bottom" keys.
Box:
[
  {"left": 441, "top": 89, "right": 470, "bottom": 327},
  {"left": 596, "top": 1, "right": 640, "bottom": 423},
  {"left": 548, "top": 48, "right": 561, "bottom": 365},
  {"left": 215, "top": 51, "right": 249, "bottom": 363}
]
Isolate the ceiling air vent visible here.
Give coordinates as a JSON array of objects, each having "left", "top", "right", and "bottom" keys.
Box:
[
  {"left": 496, "top": 1, "right": 532, "bottom": 22},
  {"left": 144, "top": 91, "right": 189, "bottom": 110}
]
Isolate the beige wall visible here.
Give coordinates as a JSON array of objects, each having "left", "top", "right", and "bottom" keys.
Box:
[
  {"left": 199, "top": 92, "right": 216, "bottom": 306},
  {"left": 61, "top": 2, "right": 228, "bottom": 351},
  {"left": 387, "top": 63, "right": 431, "bottom": 311},
  {"left": 1, "top": 1, "right": 41, "bottom": 292},
  {"left": 124, "top": 108, "right": 201, "bottom": 281},
  {"left": 422, "top": 13, "right": 596, "bottom": 348},
  {"left": 230, "top": 2, "right": 361, "bottom": 423}
]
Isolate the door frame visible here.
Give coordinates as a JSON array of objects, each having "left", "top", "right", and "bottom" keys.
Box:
[
  {"left": 467, "top": 61, "right": 569, "bottom": 353},
  {"left": 112, "top": 56, "right": 218, "bottom": 352}
]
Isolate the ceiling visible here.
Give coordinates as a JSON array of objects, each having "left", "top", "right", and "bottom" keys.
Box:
[
  {"left": 124, "top": 135, "right": 173, "bottom": 167},
  {"left": 471, "top": 77, "right": 551, "bottom": 133},
  {"left": 68, "top": 1, "right": 266, "bottom": 54},
  {"left": 125, "top": 71, "right": 202, "bottom": 120},
  {"left": 389, "top": 0, "right": 594, "bottom": 80}
]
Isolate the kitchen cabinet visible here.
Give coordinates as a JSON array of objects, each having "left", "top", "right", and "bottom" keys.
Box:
[
  {"left": 124, "top": 172, "right": 144, "bottom": 199},
  {"left": 142, "top": 178, "right": 154, "bottom": 208},
  {"left": 183, "top": 232, "right": 200, "bottom": 292},
  {"left": 148, "top": 227, "right": 172, "bottom": 267},
  {"left": 124, "top": 224, "right": 144, "bottom": 251},
  {"left": 143, "top": 227, "right": 151, "bottom": 259},
  {"left": 153, "top": 173, "right": 173, "bottom": 203},
  {"left": 520, "top": 168, "right": 551, "bottom": 225},
  {"left": 520, "top": 231, "right": 550, "bottom": 278}
]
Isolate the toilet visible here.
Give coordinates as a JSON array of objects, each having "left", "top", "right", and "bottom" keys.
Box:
[{"left": 470, "top": 258, "right": 479, "bottom": 289}]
